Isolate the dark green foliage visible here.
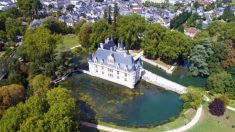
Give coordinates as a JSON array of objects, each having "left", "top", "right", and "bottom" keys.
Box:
[
  {"left": 66, "top": 4, "right": 75, "bottom": 12},
  {"left": 79, "top": 22, "right": 93, "bottom": 48},
  {"left": 207, "top": 71, "right": 235, "bottom": 97},
  {"left": 17, "top": 0, "right": 42, "bottom": 17},
  {"left": 89, "top": 19, "right": 115, "bottom": 50},
  {"left": 189, "top": 39, "right": 214, "bottom": 76},
  {"left": 209, "top": 98, "right": 225, "bottom": 116},
  {"left": 221, "top": 6, "right": 235, "bottom": 22},
  {"left": 170, "top": 11, "right": 192, "bottom": 29},
  {"left": 73, "top": 20, "right": 86, "bottom": 34},
  {"left": 41, "top": 17, "right": 68, "bottom": 34},
  {"left": 116, "top": 14, "right": 147, "bottom": 49},
  {"left": 5, "top": 18, "right": 23, "bottom": 42}
]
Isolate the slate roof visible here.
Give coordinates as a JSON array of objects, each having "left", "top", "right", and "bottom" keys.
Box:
[{"left": 89, "top": 39, "right": 142, "bottom": 72}]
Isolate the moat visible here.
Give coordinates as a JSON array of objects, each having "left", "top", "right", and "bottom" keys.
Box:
[{"left": 60, "top": 73, "right": 183, "bottom": 127}]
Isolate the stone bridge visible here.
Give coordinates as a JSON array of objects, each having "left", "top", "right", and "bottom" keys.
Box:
[{"left": 142, "top": 69, "right": 186, "bottom": 94}]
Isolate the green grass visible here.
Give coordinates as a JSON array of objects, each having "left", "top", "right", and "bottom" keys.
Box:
[
  {"left": 230, "top": 100, "right": 235, "bottom": 108},
  {"left": 96, "top": 108, "right": 196, "bottom": 132},
  {"left": 56, "top": 34, "right": 80, "bottom": 53},
  {"left": 188, "top": 104, "right": 235, "bottom": 132}
]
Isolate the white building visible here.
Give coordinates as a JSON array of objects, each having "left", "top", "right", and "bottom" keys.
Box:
[
  {"left": 88, "top": 38, "right": 143, "bottom": 89},
  {"left": 141, "top": 0, "right": 166, "bottom": 3}
]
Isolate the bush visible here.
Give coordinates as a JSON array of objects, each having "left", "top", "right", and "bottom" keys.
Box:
[
  {"left": 209, "top": 98, "right": 225, "bottom": 116},
  {"left": 219, "top": 94, "right": 230, "bottom": 105}
]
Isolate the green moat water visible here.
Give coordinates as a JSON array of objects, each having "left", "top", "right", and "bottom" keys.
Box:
[
  {"left": 143, "top": 62, "right": 208, "bottom": 88},
  {"left": 60, "top": 73, "right": 183, "bottom": 127}
]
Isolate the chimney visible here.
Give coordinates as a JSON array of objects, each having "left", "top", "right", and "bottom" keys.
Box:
[
  {"left": 124, "top": 52, "right": 127, "bottom": 58},
  {"left": 100, "top": 43, "right": 104, "bottom": 49},
  {"left": 105, "top": 38, "right": 109, "bottom": 44}
]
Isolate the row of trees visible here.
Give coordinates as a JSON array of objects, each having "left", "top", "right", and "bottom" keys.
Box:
[{"left": 75, "top": 14, "right": 192, "bottom": 63}]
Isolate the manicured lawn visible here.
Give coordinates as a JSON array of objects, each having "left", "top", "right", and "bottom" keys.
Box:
[
  {"left": 230, "top": 100, "right": 235, "bottom": 108},
  {"left": 188, "top": 104, "right": 235, "bottom": 132},
  {"left": 56, "top": 34, "right": 80, "bottom": 53},
  {"left": 96, "top": 108, "right": 196, "bottom": 132}
]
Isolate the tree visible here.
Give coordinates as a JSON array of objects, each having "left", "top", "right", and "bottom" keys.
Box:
[
  {"left": 79, "top": 22, "right": 93, "bottom": 48},
  {"left": 66, "top": 4, "right": 75, "bottom": 12},
  {"left": 113, "top": 2, "right": 119, "bottom": 29},
  {"left": 55, "top": 51, "right": 76, "bottom": 77},
  {"left": 108, "top": 6, "right": 112, "bottom": 24},
  {"left": 116, "top": 14, "right": 147, "bottom": 49},
  {"left": 89, "top": 19, "right": 114, "bottom": 50},
  {"left": 207, "top": 71, "right": 235, "bottom": 96},
  {"left": 29, "top": 75, "right": 51, "bottom": 96},
  {"left": 0, "top": 88, "right": 79, "bottom": 132},
  {"left": 157, "top": 30, "right": 192, "bottom": 63},
  {"left": 209, "top": 98, "right": 225, "bottom": 116},
  {"left": 23, "top": 27, "right": 61, "bottom": 68},
  {"left": 208, "top": 42, "right": 227, "bottom": 74},
  {"left": 180, "top": 86, "right": 204, "bottom": 109},
  {"left": 41, "top": 17, "right": 67, "bottom": 34},
  {"left": 5, "top": 18, "right": 23, "bottom": 42},
  {"left": 141, "top": 23, "right": 168, "bottom": 59},
  {"left": 221, "top": 6, "right": 235, "bottom": 22},
  {"left": 189, "top": 39, "right": 214, "bottom": 76},
  {"left": 73, "top": 20, "right": 86, "bottom": 34},
  {"left": 0, "top": 30, "right": 7, "bottom": 42},
  {"left": 0, "top": 84, "right": 25, "bottom": 116},
  {"left": 193, "top": 2, "right": 200, "bottom": 10},
  {"left": 17, "top": 0, "right": 42, "bottom": 18},
  {"left": 170, "top": 11, "right": 192, "bottom": 29},
  {"left": 223, "top": 39, "right": 235, "bottom": 68}
]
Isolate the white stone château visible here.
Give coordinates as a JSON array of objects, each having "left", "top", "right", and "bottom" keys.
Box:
[{"left": 88, "top": 38, "right": 143, "bottom": 89}]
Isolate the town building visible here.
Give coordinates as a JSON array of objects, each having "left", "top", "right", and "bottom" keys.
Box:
[{"left": 88, "top": 38, "right": 143, "bottom": 88}]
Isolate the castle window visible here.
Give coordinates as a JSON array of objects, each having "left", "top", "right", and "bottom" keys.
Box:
[
  {"left": 125, "top": 73, "right": 127, "bottom": 77},
  {"left": 125, "top": 78, "right": 127, "bottom": 81},
  {"left": 117, "top": 71, "right": 119, "bottom": 74},
  {"left": 96, "top": 69, "right": 98, "bottom": 73}
]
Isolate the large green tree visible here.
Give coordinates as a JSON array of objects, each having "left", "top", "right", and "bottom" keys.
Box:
[
  {"left": 17, "top": 0, "right": 42, "bottom": 17},
  {"left": 79, "top": 22, "right": 93, "bottom": 48},
  {"left": 141, "top": 23, "right": 167, "bottom": 59},
  {"left": 116, "top": 14, "right": 147, "bottom": 49},
  {"left": 0, "top": 88, "right": 78, "bottom": 132},
  {"left": 207, "top": 71, "right": 235, "bottom": 97},
  {"left": 29, "top": 74, "right": 51, "bottom": 96},
  {"left": 190, "top": 39, "right": 214, "bottom": 76},
  {"left": 158, "top": 30, "right": 192, "bottom": 63},
  {"left": 23, "top": 27, "right": 61, "bottom": 67},
  {"left": 41, "top": 17, "right": 67, "bottom": 34},
  {"left": 89, "top": 19, "right": 114, "bottom": 50}
]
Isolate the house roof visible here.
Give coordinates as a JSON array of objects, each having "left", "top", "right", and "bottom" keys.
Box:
[{"left": 89, "top": 39, "right": 142, "bottom": 72}]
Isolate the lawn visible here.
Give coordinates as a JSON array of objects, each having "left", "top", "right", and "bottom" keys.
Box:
[
  {"left": 230, "top": 100, "right": 235, "bottom": 108},
  {"left": 188, "top": 104, "right": 235, "bottom": 132},
  {"left": 56, "top": 34, "right": 80, "bottom": 53},
  {"left": 96, "top": 108, "right": 196, "bottom": 132}
]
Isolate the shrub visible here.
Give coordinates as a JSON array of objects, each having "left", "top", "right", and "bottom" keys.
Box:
[
  {"left": 219, "top": 94, "right": 230, "bottom": 105},
  {"left": 209, "top": 98, "right": 225, "bottom": 116}
]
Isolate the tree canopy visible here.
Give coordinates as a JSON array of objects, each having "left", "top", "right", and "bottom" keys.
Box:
[
  {"left": 116, "top": 14, "right": 147, "bottom": 49},
  {"left": 23, "top": 27, "right": 61, "bottom": 67},
  {"left": 0, "top": 88, "right": 78, "bottom": 132},
  {"left": 17, "top": 0, "right": 42, "bottom": 17},
  {"left": 0, "top": 84, "right": 25, "bottom": 116}
]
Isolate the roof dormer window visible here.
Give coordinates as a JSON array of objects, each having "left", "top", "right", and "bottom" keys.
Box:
[{"left": 107, "top": 53, "right": 115, "bottom": 64}]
